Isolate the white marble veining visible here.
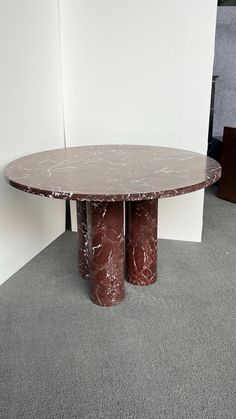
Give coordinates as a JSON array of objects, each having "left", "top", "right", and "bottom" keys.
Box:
[{"left": 5, "top": 145, "right": 221, "bottom": 201}]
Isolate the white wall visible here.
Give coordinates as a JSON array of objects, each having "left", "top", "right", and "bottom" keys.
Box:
[
  {"left": 0, "top": 0, "right": 65, "bottom": 285},
  {"left": 0, "top": 0, "right": 218, "bottom": 286},
  {"left": 60, "top": 0, "right": 217, "bottom": 241}
]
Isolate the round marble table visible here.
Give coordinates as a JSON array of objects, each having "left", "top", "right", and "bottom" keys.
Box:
[{"left": 5, "top": 145, "right": 221, "bottom": 307}]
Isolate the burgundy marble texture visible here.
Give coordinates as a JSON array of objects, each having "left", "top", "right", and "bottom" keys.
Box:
[
  {"left": 87, "top": 202, "right": 125, "bottom": 306},
  {"left": 77, "top": 201, "right": 89, "bottom": 280},
  {"left": 126, "top": 200, "right": 158, "bottom": 285},
  {"left": 5, "top": 145, "right": 222, "bottom": 307},
  {"left": 5, "top": 145, "right": 221, "bottom": 201}
]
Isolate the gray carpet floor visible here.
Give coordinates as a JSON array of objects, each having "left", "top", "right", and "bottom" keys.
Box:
[{"left": 0, "top": 187, "right": 236, "bottom": 419}]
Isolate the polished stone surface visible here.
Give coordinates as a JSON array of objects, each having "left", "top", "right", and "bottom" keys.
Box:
[
  {"left": 5, "top": 145, "right": 222, "bottom": 307},
  {"left": 5, "top": 145, "right": 221, "bottom": 201},
  {"left": 77, "top": 201, "right": 89, "bottom": 280},
  {"left": 87, "top": 201, "right": 125, "bottom": 306},
  {"left": 126, "top": 200, "right": 158, "bottom": 285}
]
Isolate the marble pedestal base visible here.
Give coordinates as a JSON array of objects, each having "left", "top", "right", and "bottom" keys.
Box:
[
  {"left": 77, "top": 200, "right": 158, "bottom": 306},
  {"left": 126, "top": 200, "right": 158, "bottom": 285},
  {"left": 87, "top": 202, "right": 125, "bottom": 306},
  {"left": 77, "top": 202, "right": 89, "bottom": 280}
]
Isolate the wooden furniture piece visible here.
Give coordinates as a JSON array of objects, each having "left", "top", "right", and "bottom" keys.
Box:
[
  {"left": 5, "top": 145, "right": 221, "bottom": 307},
  {"left": 218, "top": 127, "right": 236, "bottom": 203}
]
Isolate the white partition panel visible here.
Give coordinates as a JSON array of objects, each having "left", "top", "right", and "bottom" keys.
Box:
[
  {"left": 0, "top": 0, "right": 65, "bottom": 285},
  {"left": 60, "top": 0, "right": 217, "bottom": 242}
]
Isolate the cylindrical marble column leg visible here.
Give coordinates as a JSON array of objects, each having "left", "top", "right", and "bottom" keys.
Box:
[
  {"left": 126, "top": 200, "right": 158, "bottom": 285},
  {"left": 77, "top": 201, "right": 89, "bottom": 280},
  {"left": 87, "top": 201, "right": 125, "bottom": 306}
]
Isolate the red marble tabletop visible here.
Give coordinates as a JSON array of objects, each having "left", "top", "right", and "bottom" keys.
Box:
[{"left": 5, "top": 145, "right": 221, "bottom": 201}]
